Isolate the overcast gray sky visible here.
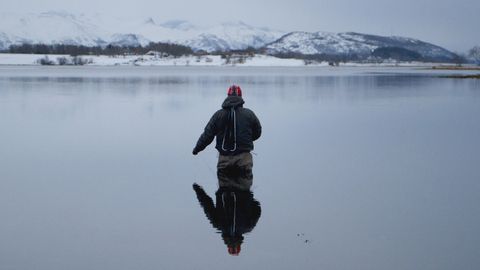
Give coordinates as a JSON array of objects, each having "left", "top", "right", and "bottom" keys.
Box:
[{"left": 2, "top": 0, "right": 479, "bottom": 52}]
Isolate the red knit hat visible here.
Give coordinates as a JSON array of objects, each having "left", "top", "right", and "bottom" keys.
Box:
[
  {"left": 227, "top": 244, "right": 241, "bottom": 256},
  {"left": 227, "top": 85, "right": 242, "bottom": 97}
]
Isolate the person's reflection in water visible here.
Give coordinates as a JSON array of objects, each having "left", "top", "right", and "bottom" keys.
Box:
[{"left": 193, "top": 168, "right": 261, "bottom": 256}]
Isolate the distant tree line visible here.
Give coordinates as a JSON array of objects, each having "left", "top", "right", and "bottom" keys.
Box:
[
  {"left": 269, "top": 47, "right": 464, "bottom": 64},
  {"left": 213, "top": 46, "right": 257, "bottom": 56},
  {"left": 371, "top": 47, "right": 422, "bottom": 62},
  {"left": 270, "top": 51, "right": 362, "bottom": 63},
  {"left": 36, "top": 55, "right": 93, "bottom": 66},
  {"left": 7, "top": 42, "right": 194, "bottom": 57},
  {"left": 4, "top": 42, "right": 472, "bottom": 64}
]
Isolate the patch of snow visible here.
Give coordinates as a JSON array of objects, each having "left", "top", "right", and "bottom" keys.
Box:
[{"left": 0, "top": 53, "right": 309, "bottom": 66}]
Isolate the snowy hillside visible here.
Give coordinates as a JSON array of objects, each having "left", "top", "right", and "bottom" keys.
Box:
[
  {"left": 265, "top": 32, "right": 457, "bottom": 61},
  {"left": 0, "top": 11, "right": 108, "bottom": 48},
  {"left": 0, "top": 11, "right": 284, "bottom": 52},
  {"left": 0, "top": 11, "right": 457, "bottom": 61}
]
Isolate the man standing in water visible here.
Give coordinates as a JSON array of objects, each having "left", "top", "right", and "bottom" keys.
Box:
[{"left": 192, "top": 85, "right": 261, "bottom": 184}]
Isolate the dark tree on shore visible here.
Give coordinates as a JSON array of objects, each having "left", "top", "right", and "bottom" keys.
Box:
[
  {"left": 469, "top": 46, "right": 480, "bottom": 65},
  {"left": 371, "top": 47, "right": 422, "bottom": 61},
  {"left": 452, "top": 52, "right": 468, "bottom": 67}
]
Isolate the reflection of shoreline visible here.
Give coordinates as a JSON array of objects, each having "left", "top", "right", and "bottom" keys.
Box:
[
  {"left": 439, "top": 74, "right": 480, "bottom": 79},
  {"left": 432, "top": 65, "right": 480, "bottom": 71}
]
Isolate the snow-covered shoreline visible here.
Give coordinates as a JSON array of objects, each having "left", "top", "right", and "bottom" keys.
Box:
[
  {"left": 0, "top": 53, "right": 446, "bottom": 67},
  {"left": 0, "top": 53, "right": 304, "bottom": 66}
]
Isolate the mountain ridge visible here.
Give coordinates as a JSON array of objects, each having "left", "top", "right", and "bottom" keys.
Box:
[
  {"left": 0, "top": 11, "right": 457, "bottom": 62},
  {"left": 0, "top": 11, "right": 283, "bottom": 52},
  {"left": 264, "top": 31, "right": 457, "bottom": 62}
]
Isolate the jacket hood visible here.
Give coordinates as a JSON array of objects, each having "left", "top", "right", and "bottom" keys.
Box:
[{"left": 222, "top": 96, "right": 245, "bottom": 109}]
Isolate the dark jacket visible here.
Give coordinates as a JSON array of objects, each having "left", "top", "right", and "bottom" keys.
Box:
[
  {"left": 193, "top": 184, "right": 261, "bottom": 243},
  {"left": 193, "top": 96, "right": 261, "bottom": 156}
]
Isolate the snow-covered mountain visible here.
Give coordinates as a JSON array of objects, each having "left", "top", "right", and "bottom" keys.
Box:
[
  {"left": 0, "top": 11, "right": 457, "bottom": 61},
  {"left": 265, "top": 31, "right": 457, "bottom": 61},
  {"left": 0, "top": 11, "right": 108, "bottom": 48},
  {"left": 0, "top": 11, "right": 284, "bottom": 52}
]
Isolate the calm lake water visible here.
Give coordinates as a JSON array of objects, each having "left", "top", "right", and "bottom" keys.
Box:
[{"left": 0, "top": 66, "right": 479, "bottom": 270}]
